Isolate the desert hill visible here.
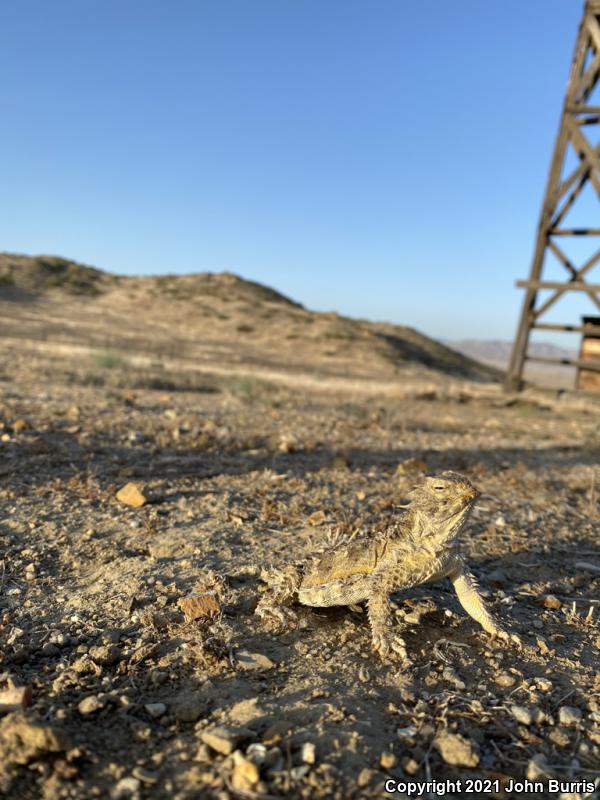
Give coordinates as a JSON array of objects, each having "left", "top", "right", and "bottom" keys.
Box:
[{"left": 0, "top": 252, "right": 498, "bottom": 387}]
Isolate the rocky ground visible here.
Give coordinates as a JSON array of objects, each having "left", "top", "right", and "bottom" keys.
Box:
[{"left": 1, "top": 257, "right": 600, "bottom": 799}]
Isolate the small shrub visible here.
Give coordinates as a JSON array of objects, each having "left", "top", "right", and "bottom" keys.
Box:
[
  {"left": 221, "top": 375, "right": 274, "bottom": 402},
  {"left": 91, "top": 350, "right": 128, "bottom": 370}
]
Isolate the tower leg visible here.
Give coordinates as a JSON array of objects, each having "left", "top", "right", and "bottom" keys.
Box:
[{"left": 505, "top": 3, "right": 593, "bottom": 392}]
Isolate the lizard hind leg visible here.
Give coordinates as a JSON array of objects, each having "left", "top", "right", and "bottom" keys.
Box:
[{"left": 255, "top": 564, "right": 302, "bottom": 632}]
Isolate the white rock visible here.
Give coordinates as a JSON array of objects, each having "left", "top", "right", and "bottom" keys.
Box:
[
  {"left": 144, "top": 702, "right": 166, "bottom": 719},
  {"left": 396, "top": 725, "right": 418, "bottom": 741},
  {"left": 510, "top": 705, "right": 533, "bottom": 726},
  {"left": 301, "top": 742, "right": 316, "bottom": 764}
]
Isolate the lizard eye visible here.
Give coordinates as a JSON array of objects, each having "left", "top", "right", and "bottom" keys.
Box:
[{"left": 433, "top": 485, "right": 446, "bottom": 491}]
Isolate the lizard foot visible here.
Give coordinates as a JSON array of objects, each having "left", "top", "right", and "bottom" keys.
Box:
[{"left": 371, "top": 630, "right": 410, "bottom": 662}]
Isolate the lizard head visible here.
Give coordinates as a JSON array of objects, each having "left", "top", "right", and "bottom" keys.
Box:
[{"left": 408, "top": 471, "right": 479, "bottom": 541}]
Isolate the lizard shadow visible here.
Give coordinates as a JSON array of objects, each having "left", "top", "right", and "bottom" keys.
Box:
[
  {"left": 208, "top": 580, "right": 593, "bottom": 785},
  {"left": 261, "top": 603, "right": 591, "bottom": 754}
]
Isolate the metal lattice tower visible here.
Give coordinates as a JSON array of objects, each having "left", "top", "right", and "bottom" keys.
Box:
[{"left": 506, "top": 0, "right": 600, "bottom": 391}]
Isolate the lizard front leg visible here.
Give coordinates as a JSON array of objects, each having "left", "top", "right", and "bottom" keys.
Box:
[
  {"left": 255, "top": 564, "right": 302, "bottom": 632},
  {"left": 449, "top": 565, "right": 520, "bottom": 646},
  {"left": 367, "top": 566, "right": 412, "bottom": 661}
]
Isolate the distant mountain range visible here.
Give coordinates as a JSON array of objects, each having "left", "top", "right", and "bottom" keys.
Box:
[{"left": 445, "top": 339, "right": 577, "bottom": 368}]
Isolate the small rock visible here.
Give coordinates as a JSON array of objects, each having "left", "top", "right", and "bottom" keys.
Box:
[
  {"left": 301, "top": 742, "right": 316, "bottom": 764},
  {"left": 510, "top": 705, "right": 533, "bottom": 726},
  {"left": 0, "top": 685, "right": 32, "bottom": 713},
  {"left": 404, "top": 610, "right": 422, "bottom": 625},
  {"left": 234, "top": 650, "right": 275, "bottom": 671},
  {"left": 6, "top": 627, "right": 25, "bottom": 645},
  {"left": 194, "top": 743, "right": 212, "bottom": 762},
  {"left": 228, "top": 698, "right": 262, "bottom": 726},
  {"left": 401, "top": 756, "right": 420, "bottom": 775},
  {"left": 549, "top": 728, "right": 570, "bottom": 748},
  {"left": 358, "top": 666, "right": 370, "bottom": 682},
  {"left": 144, "top": 703, "right": 166, "bottom": 719},
  {"left": 495, "top": 672, "right": 516, "bottom": 688},
  {"left": 0, "top": 712, "right": 69, "bottom": 765},
  {"left": 290, "top": 765, "right": 310, "bottom": 781},
  {"left": 41, "top": 642, "right": 60, "bottom": 657},
  {"left": 101, "top": 630, "right": 122, "bottom": 645},
  {"left": 12, "top": 419, "right": 28, "bottom": 433},
  {"left": 442, "top": 666, "right": 465, "bottom": 690},
  {"left": 111, "top": 777, "right": 141, "bottom": 799},
  {"left": 116, "top": 482, "right": 148, "bottom": 508},
  {"left": 246, "top": 743, "right": 268, "bottom": 765},
  {"left": 307, "top": 510, "right": 326, "bottom": 526},
  {"left": 526, "top": 753, "right": 550, "bottom": 781},
  {"left": 434, "top": 731, "right": 479, "bottom": 768},
  {"left": 277, "top": 434, "right": 297, "bottom": 453},
  {"left": 558, "top": 706, "right": 582, "bottom": 726},
  {"left": 78, "top": 695, "right": 106, "bottom": 716},
  {"left": 379, "top": 752, "right": 396, "bottom": 769},
  {"left": 67, "top": 404, "right": 81, "bottom": 420},
  {"left": 178, "top": 592, "right": 220, "bottom": 621},
  {"left": 357, "top": 767, "right": 374, "bottom": 787},
  {"left": 201, "top": 726, "right": 250, "bottom": 756},
  {"left": 396, "top": 725, "right": 418, "bottom": 742},
  {"left": 231, "top": 752, "right": 260, "bottom": 791},
  {"left": 89, "top": 645, "right": 121, "bottom": 666},
  {"left": 543, "top": 594, "right": 561, "bottom": 609},
  {"left": 534, "top": 678, "right": 553, "bottom": 692},
  {"left": 536, "top": 636, "right": 550, "bottom": 654}
]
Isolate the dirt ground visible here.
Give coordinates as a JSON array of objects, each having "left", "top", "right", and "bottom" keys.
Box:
[{"left": 1, "top": 261, "right": 600, "bottom": 800}]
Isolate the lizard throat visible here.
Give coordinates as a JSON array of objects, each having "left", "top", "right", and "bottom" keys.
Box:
[{"left": 413, "top": 504, "right": 473, "bottom": 548}]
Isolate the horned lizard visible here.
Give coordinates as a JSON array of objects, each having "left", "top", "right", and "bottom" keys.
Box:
[{"left": 255, "top": 471, "right": 520, "bottom": 661}]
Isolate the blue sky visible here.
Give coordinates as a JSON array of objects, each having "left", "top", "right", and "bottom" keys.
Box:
[{"left": 0, "top": 0, "right": 595, "bottom": 342}]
